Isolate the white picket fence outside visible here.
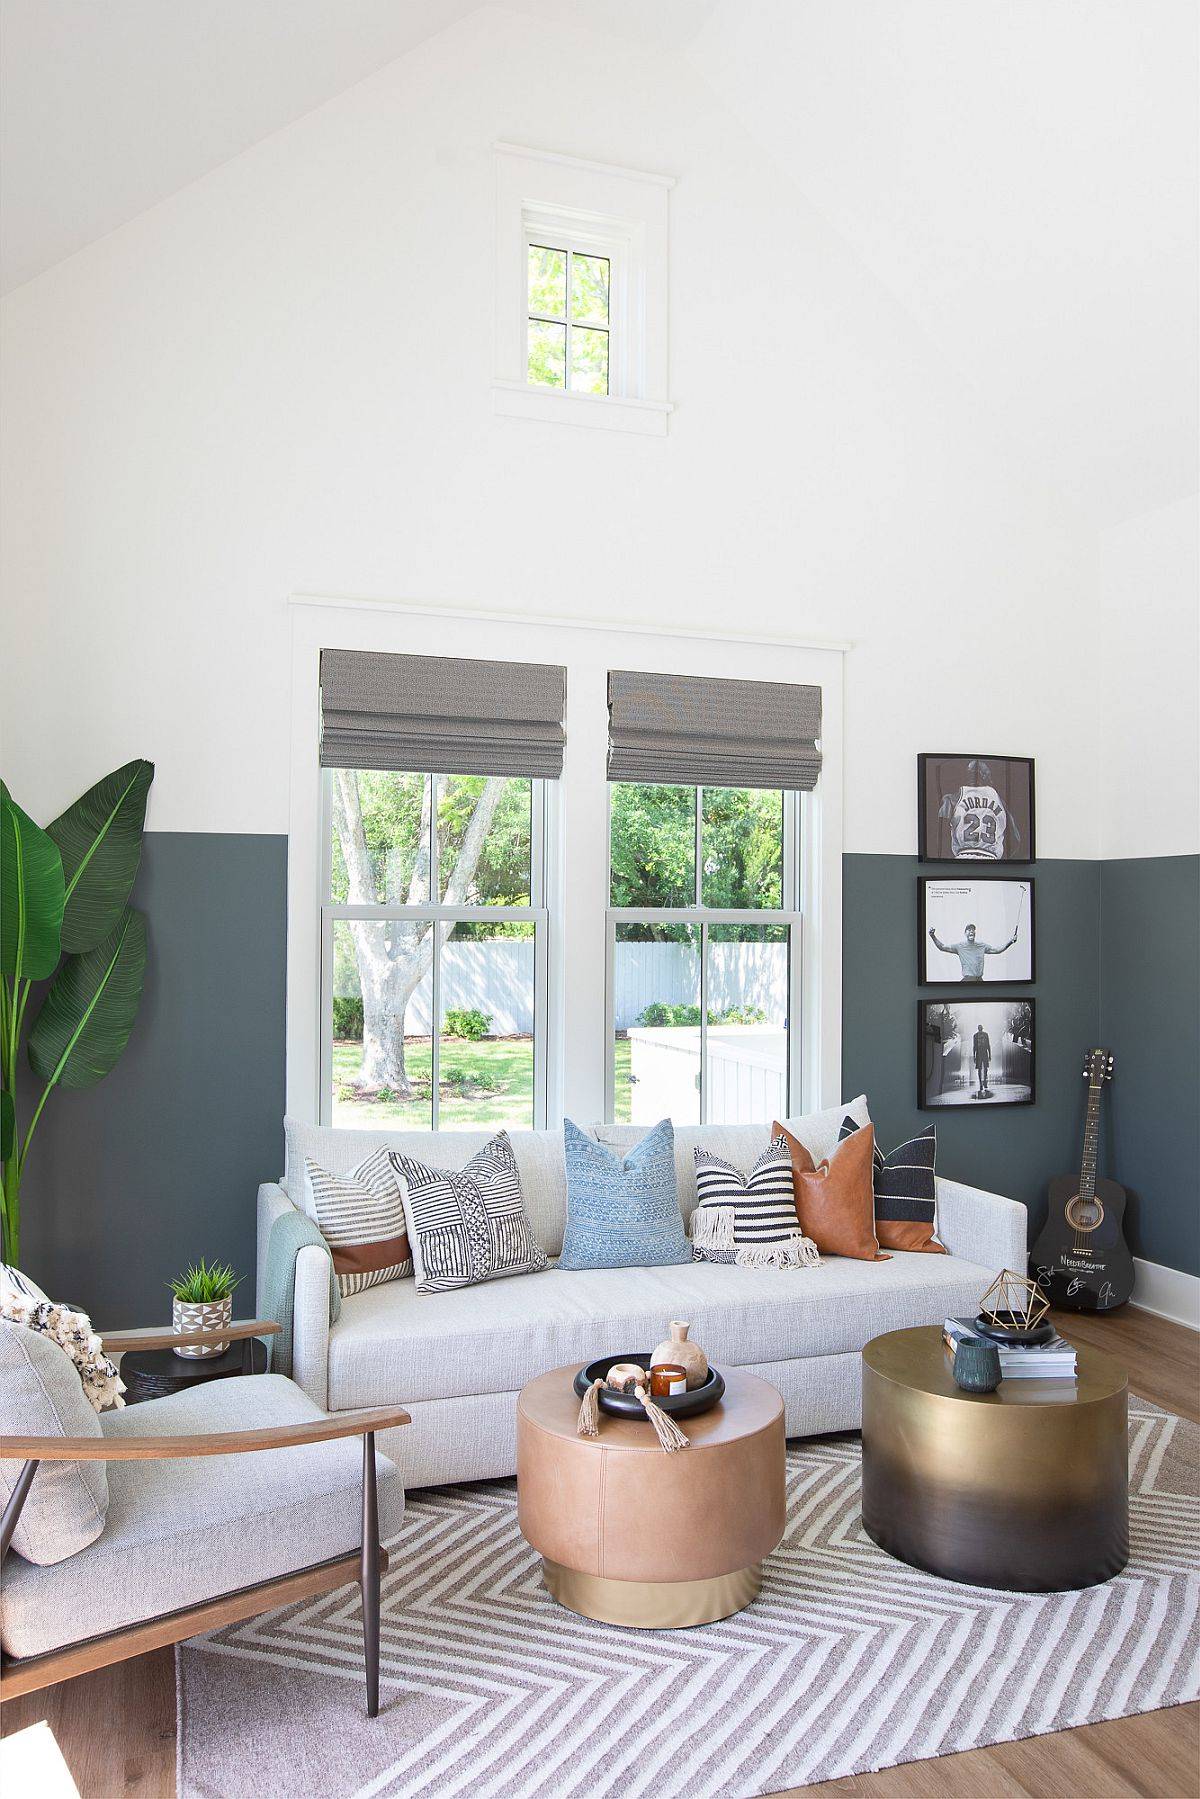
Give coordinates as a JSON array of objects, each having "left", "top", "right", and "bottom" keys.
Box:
[
  {"left": 336, "top": 939, "right": 788, "bottom": 1038},
  {"left": 626, "top": 1026, "right": 789, "bottom": 1125}
]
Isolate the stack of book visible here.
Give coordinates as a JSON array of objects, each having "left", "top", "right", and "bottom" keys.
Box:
[{"left": 943, "top": 1316, "right": 1077, "bottom": 1379}]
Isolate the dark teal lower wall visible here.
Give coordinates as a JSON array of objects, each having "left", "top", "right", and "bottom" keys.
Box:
[
  {"left": 842, "top": 855, "right": 1100, "bottom": 1251},
  {"left": 15, "top": 836, "right": 1196, "bottom": 1327},
  {"left": 17, "top": 834, "right": 286, "bottom": 1327},
  {"left": 1099, "top": 856, "right": 1200, "bottom": 1276}
]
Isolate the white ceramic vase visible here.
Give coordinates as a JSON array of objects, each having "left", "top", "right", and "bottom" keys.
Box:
[{"left": 173, "top": 1295, "right": 231, "bottom": 1359}]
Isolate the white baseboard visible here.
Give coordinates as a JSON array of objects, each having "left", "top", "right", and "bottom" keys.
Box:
[{"left": 1132, "top": 1257, "right": 1200, "bottom": 1329}]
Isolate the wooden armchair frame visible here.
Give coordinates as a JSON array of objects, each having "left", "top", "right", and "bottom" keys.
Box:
[{"left": 0, "top": 1321, "right": 409, "bottom": 1715}]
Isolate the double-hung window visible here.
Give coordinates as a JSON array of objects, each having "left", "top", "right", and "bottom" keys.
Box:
[
  {"left": 317, "top": 646, "right": 565, "bottom": 1132},
  {"left": 322, "top": 772, "right": 549, "bottom": 1131},
  {"left": 603, "top": 666, "right": 822, "bottom": 1127},
  {"left": 607, "top": 784, "right": 802, "bottom": 1126}
]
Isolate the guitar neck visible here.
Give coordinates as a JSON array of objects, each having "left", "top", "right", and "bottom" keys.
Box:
[{"left": 1078, "top": 1080, "right": 1103, "bottom": 1201}]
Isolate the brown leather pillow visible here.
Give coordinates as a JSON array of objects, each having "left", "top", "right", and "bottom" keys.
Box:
[{"left": 773, "top": 1120, "right": 890, "bottom": 1261}]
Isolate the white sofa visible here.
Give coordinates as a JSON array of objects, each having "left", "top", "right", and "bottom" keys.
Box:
[{"left": 257, "top": 1100, "right": 1027, "bottom": 1488}]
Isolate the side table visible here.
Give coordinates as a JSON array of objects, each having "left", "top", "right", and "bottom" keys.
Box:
[
  {"left": 861, "top": 1325, "right": 1128, "bottom": 1591},
  {"left": 121, "top": 1337, "right": 270, "bottom": 1404}
]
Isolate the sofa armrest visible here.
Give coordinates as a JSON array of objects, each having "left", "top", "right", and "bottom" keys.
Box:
[
  {"left": 936, "top": 1177, "right": 1028, "bottom": 1274},
  {"left": 257, "top": 1181, "right": 296, "bottom": 1314},
  {"left": 292, "top": 1246, "right": 332, "bottom": 1410}
]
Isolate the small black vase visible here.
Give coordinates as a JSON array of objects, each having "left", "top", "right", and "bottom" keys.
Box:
[{"left": 953, "top": 1336, "right": 1002, "bottom": 1392}]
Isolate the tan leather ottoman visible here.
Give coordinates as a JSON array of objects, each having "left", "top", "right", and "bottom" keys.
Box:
[{"left": 516, "top": 1366, "right": 786, "bottom": 1628}]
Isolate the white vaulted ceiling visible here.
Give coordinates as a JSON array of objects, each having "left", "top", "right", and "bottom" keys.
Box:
[{"left": 3, "top": 0, "right": 1195, "bottom": 527}]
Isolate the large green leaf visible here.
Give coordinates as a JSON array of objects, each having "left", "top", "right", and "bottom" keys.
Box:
[
  {"left": 1, "top": 782, "right": 65, "bottom": 978},
  {"left": 47, "top": 760, "right": 154, "bottom": 954},
  {"left": 27, "top": 907, "right": 147, "bottom": 1090}
]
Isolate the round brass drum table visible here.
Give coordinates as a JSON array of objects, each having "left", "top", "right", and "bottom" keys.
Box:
[
  {"left": 862, "top": 1327, "right": 1128, "bottom": 1592},
  {"left": 517, "top": 1366, "right": 786, "bottom": 1628}
]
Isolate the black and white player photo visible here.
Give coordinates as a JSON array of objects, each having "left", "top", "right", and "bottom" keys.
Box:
[
  {"left": 918, "top": 998, "right": 1035, "bottom": 1108},
  {"left": 919, "top": 878, "right": 1034, "bottom": 983},
  {"left": 917, "top": 754, "right": 1035, "bottom": 863}
]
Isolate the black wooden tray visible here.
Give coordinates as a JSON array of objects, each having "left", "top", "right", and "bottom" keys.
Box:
[{"left": 573, "top": 1354, "right": 726, "bottom": 1420}]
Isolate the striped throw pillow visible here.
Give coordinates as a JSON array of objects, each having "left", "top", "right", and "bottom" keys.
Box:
[
  {"left": 691, "top": 1138, "right": 820, "bottom": 1269},
  {"left": 391, "top": 1132, "right": 548, "bottom": 1293},
  {"left": 305, "top": 1148, "right": 413, "bottom": 1296},
  {"left": 837, "top": 1116, "right": 945, "bottom": 1254}
]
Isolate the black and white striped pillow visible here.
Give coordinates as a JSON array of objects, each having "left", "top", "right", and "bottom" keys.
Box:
[
  {"left": 837, "top": 1116, "right": 944, "bottom": 1253},
  {"left": 391, "top": 1132, "right": 548, "bottom": 1293},
  {"left": 305, "top": 1147, "right": 413, "bottom": 1297},
  {"left": 691, "top": 1138, "right": 818, "bottom": 1268}
]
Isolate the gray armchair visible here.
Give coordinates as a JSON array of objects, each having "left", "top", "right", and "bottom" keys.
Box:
[{"left": 0, "top": 1318, "right": 408, "bottom": 1715}]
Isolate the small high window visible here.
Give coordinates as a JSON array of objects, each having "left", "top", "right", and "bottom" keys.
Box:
[{"left": 527, "top": 245, "right": 610, "bottom": 394}]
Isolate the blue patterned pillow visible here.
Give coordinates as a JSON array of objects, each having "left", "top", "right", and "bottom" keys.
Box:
[{"left": 558, "top": 1118, "right": 691, "bottom": 1270}]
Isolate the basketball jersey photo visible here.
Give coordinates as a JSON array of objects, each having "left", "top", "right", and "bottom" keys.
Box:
[{"left": 947, "top": 785, "right": 1007, "bottom": 859}]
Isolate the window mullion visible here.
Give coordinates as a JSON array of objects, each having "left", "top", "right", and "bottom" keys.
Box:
[
  {"left": 565, "top": 248, "right": 573, "bottom": 392},
  {"left": 430, "top": 916, "right": 441, "bottom": 1130},
  {"left": 699, "top": 920, "right": 709, "bottom": 1126},
  {"left": 694, "top": 789, "right": 703, "bottom": 907}
]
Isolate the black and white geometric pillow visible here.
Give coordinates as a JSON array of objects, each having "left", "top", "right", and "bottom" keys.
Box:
[
  {"left": 837, "top": 1115, "right": 943, "bottom": 1251},
  {"left": 691, "top": 1138, "right": 820, "bottom": 1269},
  {"left": 305, "top": 1147, "right": 413, "bottom": 1296},
  {"left": 391, "top": 1132, "right": 548, "bottom": 1293}
]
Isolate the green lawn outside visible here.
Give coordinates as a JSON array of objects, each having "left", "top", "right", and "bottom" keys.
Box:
[{"left": 333, "top": 1035, "right": 634, "bottom": 1128}]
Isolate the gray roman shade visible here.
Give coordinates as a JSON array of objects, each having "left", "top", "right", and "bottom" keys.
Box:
[
  {"left": 607, "top": 669, "right": 822, "bottom": 791},
  {"left": 320, "top": 649, "right": 567, "bottom": 778}
]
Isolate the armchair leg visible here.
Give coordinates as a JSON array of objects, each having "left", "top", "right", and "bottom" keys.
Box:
[{"left": 361, "top": 1431, "right": 381, "bottom": 1717}]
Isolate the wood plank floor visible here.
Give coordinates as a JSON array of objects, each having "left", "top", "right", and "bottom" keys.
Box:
[{"left": 3, "top": 1305, "right": 1197, "bottom": 1798}]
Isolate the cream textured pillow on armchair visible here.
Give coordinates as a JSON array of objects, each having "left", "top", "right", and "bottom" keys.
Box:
[{"left": 0, "top": 1320, "right": 108, "bottom": 1565}]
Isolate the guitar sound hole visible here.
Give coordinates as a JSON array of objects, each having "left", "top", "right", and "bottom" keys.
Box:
[{"left": 1065, "top": 1195, "right": 1103, "bottom": 1233}]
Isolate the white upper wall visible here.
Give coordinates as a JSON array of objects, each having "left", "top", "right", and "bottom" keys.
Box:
[
  {"left": 1097, "top": 496, "right": 1200, "bottom": 860},
  {"left": 0, "top": 4, "right": 1185, "bottom": 857}
]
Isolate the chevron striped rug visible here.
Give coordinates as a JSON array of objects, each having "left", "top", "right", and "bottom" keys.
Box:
[{"left": 177, "top": 1400, "right": 1198, "bottom": 1797}]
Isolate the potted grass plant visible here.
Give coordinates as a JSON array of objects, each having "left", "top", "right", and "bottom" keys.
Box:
[{"left": 168, "top": 1259, "right": 242, "bottom": 1358}]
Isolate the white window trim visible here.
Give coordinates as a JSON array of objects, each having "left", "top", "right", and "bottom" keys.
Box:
[
  {"left": 318, "top": 775, "right": 552, "bottom": 1130},
  {"left": 286, "top": 597, "right": 845, "bottom": 1129},
  {"left": 493, "top": 143, "right": 673, "bottom": 437}
]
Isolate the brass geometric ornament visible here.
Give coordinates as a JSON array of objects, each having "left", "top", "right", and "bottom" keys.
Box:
[{"left": 979, "top": 1268, "right": 1050, "bottom": 1330}]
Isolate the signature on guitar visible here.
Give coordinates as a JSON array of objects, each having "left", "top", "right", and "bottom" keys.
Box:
[
  {"left": 1067, "top": 1277, "right": 1083, "bottom": 1297},
  {"left": 1099, "top": 1281, "right": 1115, "bottom": 1307}
]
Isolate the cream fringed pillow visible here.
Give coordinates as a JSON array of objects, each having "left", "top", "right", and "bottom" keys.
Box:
[{"left": 0, "top": 1271, "right": 125, "bottom": 1413}]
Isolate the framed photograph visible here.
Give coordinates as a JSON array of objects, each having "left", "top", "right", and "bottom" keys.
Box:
[
  {"left": 918, "top": 998, "right": 1035, "bottom": 1108},
  {"left": 918, "top": 754, "right": 1035, "bottom": 863},
  {"left": 919, "top": 877, "right": 1034, "bottom": 984}
]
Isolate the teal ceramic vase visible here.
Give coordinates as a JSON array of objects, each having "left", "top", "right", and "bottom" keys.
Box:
[{"left": 953, "top": 1337, "right": 1002, "bottom": 1392}]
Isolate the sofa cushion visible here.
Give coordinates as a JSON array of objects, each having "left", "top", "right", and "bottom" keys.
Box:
[
  {"left": 558, "top": 1118, "right": 691, "bottom": 1270},
  {"left": 325, "top": 1250, "right": 993, "bottom": 1410},
  {"left": 305, "top": 1148, "right": 412, "bottom": 1294},
  {"left": 0, "top": 1321, "right": 108, "bottom": 1567},
  {"left": 593, "top": 1094, "right": 872, "bottom": 1223},
  {"left": 0, "top": 1373, "right": 404, "bottom": 1662},
  {"left": 285, "top": 1117, "right": 572, "bottom": 1258}
]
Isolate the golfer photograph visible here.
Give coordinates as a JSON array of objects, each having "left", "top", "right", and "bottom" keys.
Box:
[
  {"left": 918, "top": 999, "right": 1035, "bottom": 1107},
  {"left": 919, "top": 878, "right": 1034, "bottom": 983}
]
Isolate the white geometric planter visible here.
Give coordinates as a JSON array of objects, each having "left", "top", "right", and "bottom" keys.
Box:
[{"left": 173, "top": 1295, "right": 231, "bottom": 1359}]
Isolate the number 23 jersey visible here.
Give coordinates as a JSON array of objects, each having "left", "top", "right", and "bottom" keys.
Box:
[{"left": 948, "top": 785, "right": 1007, "bottom": 859}]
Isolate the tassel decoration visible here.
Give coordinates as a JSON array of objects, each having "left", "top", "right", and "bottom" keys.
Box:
[
  {"left": 577, "top": 1377, "right": 604, "bottom": 1437},
  {"left": 633, "top": 1385, "right": 691, "bottom": 1452},
  {"left": 735, "top": 1231, "right": 821, "bottom": 1270}
]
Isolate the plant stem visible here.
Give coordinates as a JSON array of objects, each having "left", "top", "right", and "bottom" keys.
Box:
[
  {"left": 2, "top": 1156, "right": 18, "bottom": 1263},
  {"left": 19, "top": 1080, "right": 55, "bottom": 1171}
]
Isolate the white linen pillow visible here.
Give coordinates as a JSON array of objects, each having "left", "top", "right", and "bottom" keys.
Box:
[{"left": 304, "top": 1147, "right": 413, "bottom": 1296}]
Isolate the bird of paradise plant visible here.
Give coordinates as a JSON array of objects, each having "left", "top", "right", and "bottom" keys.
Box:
[{"left": 0, "top": 760, "right": 154, "bottom": 1263}]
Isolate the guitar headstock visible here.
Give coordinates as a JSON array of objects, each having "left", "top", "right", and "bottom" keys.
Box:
[{"left": 1082, "top": 1048, "right": 1115, "bottom": 1084}]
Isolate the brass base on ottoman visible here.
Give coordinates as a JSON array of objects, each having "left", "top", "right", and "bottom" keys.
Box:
[{"left": 542, "top": 1558, "right": 762, "bottom": 1628}]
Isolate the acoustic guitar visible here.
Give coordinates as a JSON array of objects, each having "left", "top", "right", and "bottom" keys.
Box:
[{"left": 1030, "top": 1048, "right": 1133, "bottom": 1311}]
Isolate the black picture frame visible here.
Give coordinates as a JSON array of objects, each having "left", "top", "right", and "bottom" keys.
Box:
[
  {"left": 917, "top": 753, "right": 1035, "bottom": 864},
  {"left": 917, "top": 997, "right": 1036, "bottom": 1109},
  {"left": 918, "top": 876, "right": 1036, "bottom": 985}
]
